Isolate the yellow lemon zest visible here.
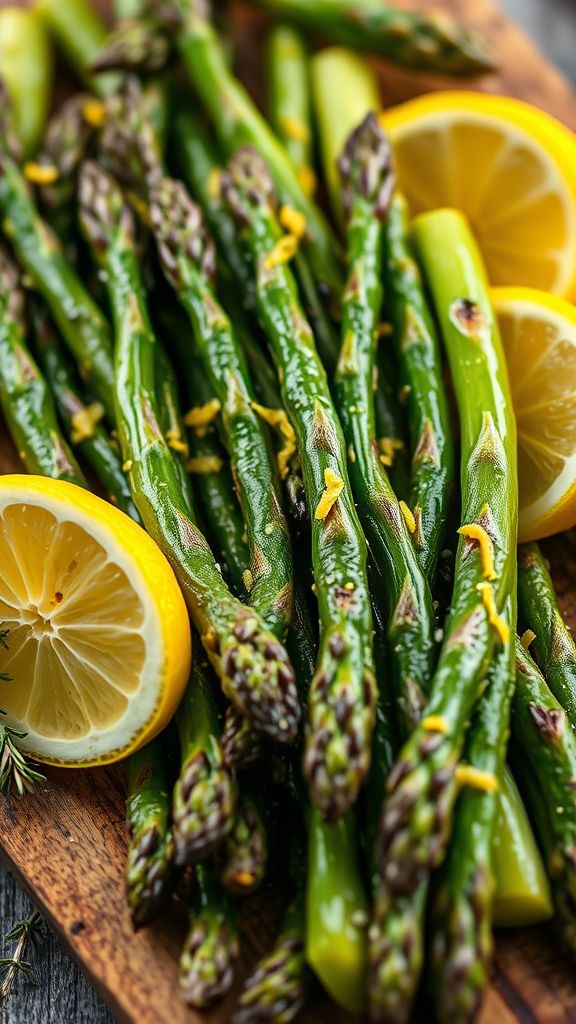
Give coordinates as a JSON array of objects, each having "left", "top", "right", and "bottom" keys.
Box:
[
  {"left": 279, "top": 205, "right": 307, "bottom": 240},
  {"left": 279, "top": 114, "right": 310, "bottom": 144},
  {"left": 166, "top": 430, "right": 189, "bottom": 457},
  {"left": 251, "top": 403, "right": 296, "bottom": 480},
  {"left": 399, "top": 500, "right": 416, "bottom": 534},
  {"left": 243, "top": 569, "right": 253, "bottom": 592},
  {"left": 82, "top": 99, "right": 106, "bottom": 127},
  {"left": 378, "top": 437, "right": 404, "bottom": 468},
  {"left": 315, "top": 468, "right": 344, "bottom": 520},
  {"left": 207, "top": 167, "right": 222, "bottom": 200},
  {"left": 263, "top": 234, "right": 299, "bottom": 271},
  {"left": 377, "top": 321, "right": 394, "bottom": 338},
  {"left": 422, "top": 715, "right": 448, "bottom": 734},
  {"left": 458, "top": 522, "right": 497, "bottom": 580},
  {"left": 70, "top": 402, "right": 105, "bottom": 444},
  {"left": 122, "top": 460, "right": 133, "bottom": 473},
  {"left": 298, "top": 165, "right": 317, "bottom": 196},
  {"left": 343, "top": 582, "right": 355, "bottom": 591},
  {"left": 521, "top": 628, "right": 537, "bottom": 651},
  {"left": 23, "top": 162, "right": 59, "bottom": 186},
  {"left": 184, "top": 399, "right": 221, "bottom": 431},
  {"left": 186, "top": 455, "right": 224, "bottom": 474},
  {"left": 455, "top": 765, "right": 499, "bottom": 793},
  {"left": 477, "top": 582, "right": 510, "bottom": 644}
]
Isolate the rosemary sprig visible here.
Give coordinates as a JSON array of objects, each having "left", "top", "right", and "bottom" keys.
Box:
[
  {"left": 0, "top": 911, "right": 43, "bottom": 1005},
  {"left": 0, "top": 626, "right": 46, "bottom": 796}
]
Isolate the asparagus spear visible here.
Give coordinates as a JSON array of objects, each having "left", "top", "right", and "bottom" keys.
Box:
[
  {"left": 173, "top": 644, "right": 237, "bottom": 865},
  {"left": 218, "top": 789, "right": 268, "bottom": 895},
  {"left": 379, "top": 210, "right": 518, "bottom": 895},
  {"left": 0, "top": 8, "right": 53, "bottom": 159},
  {"left": 310, "top": 46, "right": 380, "bottom": 221},
  {"left": 492, "top": 765, "right": 553, "bottom": 926},
  {"left": 150, "top": 177, "right": 294, "bottom": 642},
  {"left": 78, "top": 160, "right": 300, "bottom": 745},
  {"left": 223, "top": 149, "right": 376, "bottom": 819},
  {"left": 232, "top": 864, "right": 310, "bottom": 1023},
  {"left": 334, "top": 113, "right": 435, "bottom": 734},
  {"left": 34, "top": 93, "right": 101, "bottom": 251},
  {"left": 35, "top": 0, "right": 118, "bottom": 95},
  {"left": 125, "top": 738, "right": 174, "bottom": 928},
  {"left": 384, "top": 192, "right": 455, "bottom": 584},
  {"left": 31, "top": 303, "right": 140, "bottom": 520},
  {"left": 512, "top": 639, "right": 576, "bottom": 954},
  {"left": 309, "top": 47, "right": 411, "bottom": 498},
  {"left": 221, "top": 705, "right": 264, "bottom": 771},
  {"left": 266, "top": 25, "right": 314, "bottom": 196},
  {"left": 162, "top": 309, "right": 251, "bottom": 597},
  {"left": 91, "top": 17, "right": 170, "bottom": 74},
  {"left": 151, "top": 0, "right": 343, "bottom": 308},
  {"left": 0, "top": 145, "right": 115, "bottom": 419},
  {"left": 180, "top": 864, "right": 239, "bottom": 1008},
  {"left": 244, "top": 0, "right": 494, "bottom": 74},
  {"left": 428, "top": 598, "right": 516, "bottom": 1024},
  {"left": 518, "top": 542, "right": 576, "bottom": 726},
  {"left": 0, "top": 246, "right": 83, "bottom": 487}
]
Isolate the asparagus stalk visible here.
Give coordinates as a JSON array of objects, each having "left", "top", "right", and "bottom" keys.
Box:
[
  {"left": 152, "top": 0, "right": 343, "bottom": 308},
  {"left": 150, "top": 177, "right": 294, "bottom": 642},
  {"left": 244, "top": 0, "right": 494, "bottom": 74},
  {"left": 173, "top": 645, "right": 237, "bottom": 865},
  {"left": 0, "top": 8, "right": 53, "bottom": 159},
  {"left": 180, "top": 865, "right": 239, "bottom": 1008},
  {"left": 266, "top": 25, "right": 314, "bottom": 195},
  {"left": 512, "top": 639, "right": 576, "bottom": 954},
  {"left": 0, "top": 246, "right": 83, "bottom": 487},
  {"left": 518, "top": 542, "right": 576, "bottom": 726},
  {"left": 31, "top": 303, "right": 140, "bottom": 520},
  {"left": 223, "top": 149, "right": 376, "bottom": 819},
  {"left": 306, "top": 808, "right": 369, "bottom": 1013},
  {"left": 428, "top": 597, "right": 516, "bottom": 1024},
  {"left": 221, "top": 706, "right": 264, "bottom": 771},
  {"left": 91, "top": 18, "right": 170, "bottom": 74},
  {"left": 125, "top": 738, "right": 174, "bottom": 928},
  {"left": 379, "top": 210, "right": 518, "bottom": 895},
  {"left": 78, "top": 160, "right": 300, "bottom": 745},
  {"left": 35, "top": 0, "right": 118, "bottom": 95},
  {"left": 310, "top": 46, "right": 380, "bottom": 221},
  {"left": 384, "top": 192, "right": 455, "bottom": 584},
  {"left": 218, "top": 789, "right": 268, "bottom": 895},
  {"left": 309, "top": 47, "right": 410, "bottom": 497},
  {"left": 334, "top": 113, "right": 435, "bottom": 734},
  {"left": 34, "top": 94, "right": 101, "bottom": 252},
  {"left": 0, "top": 146, "right": 115, "bottom": 419},
  {"left": 232, "top": 874, "right": 310, "bottom": 1023},
  {"left": 492, "top": 765, "right": 553, "bottom": 926},
  {"left": 164, "top": 313, "right": 250, "bottom": 597}
]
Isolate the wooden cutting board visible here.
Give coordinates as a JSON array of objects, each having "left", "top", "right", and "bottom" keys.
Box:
[{"left": 2, "top": 1, "right": 576, "bottom": 1021}]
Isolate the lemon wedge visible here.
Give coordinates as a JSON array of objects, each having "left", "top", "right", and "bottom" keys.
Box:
[
  {"left": 492, "top": 288, "right": 576, "bottom": 542},
  {"left": 0, "top": 476, "right": 191, "bottom": 765},
  {"left": 381, "top": 92, "right": 576, "bottom": 299}
]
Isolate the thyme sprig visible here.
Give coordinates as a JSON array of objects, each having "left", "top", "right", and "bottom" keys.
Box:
[{"left": 0, "top": 911, "right": 43, "bottom": 1005}]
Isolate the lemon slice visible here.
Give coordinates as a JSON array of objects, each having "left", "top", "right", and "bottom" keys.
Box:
[
  {"left": 381, "top": 92, "right": 576, "bottom": 298},
  {"left": 0, "top": 475, "right": 191, "bottom": 765},
  {"left": 491, "top": 288, "right": 576, "bottom": 542}
]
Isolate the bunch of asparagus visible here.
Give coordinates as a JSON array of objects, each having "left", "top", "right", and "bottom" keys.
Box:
[{"left": 1, "top": 0, "right": 575, "bottom": 1021}]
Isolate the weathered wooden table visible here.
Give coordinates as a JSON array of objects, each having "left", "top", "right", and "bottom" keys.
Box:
[{"left": 1, "top": 1, "right": 576, "bottom": 1022}]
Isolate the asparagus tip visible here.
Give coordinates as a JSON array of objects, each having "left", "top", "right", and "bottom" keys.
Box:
[{"left": 172, "top": 748, "right": 237, "bottom": 865}]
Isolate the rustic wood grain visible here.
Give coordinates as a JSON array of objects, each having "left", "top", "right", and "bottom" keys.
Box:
[{"left": 2, "top": 0, "right": 576, "bottom": 1021}]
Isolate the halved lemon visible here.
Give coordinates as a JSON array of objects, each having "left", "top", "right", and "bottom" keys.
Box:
[
  {"left": 491, "top": 288, "right": 576, "bottom": 542},
  {"left": 381, "top": 92, "right": 576, "bottom": 299},
  {"left": 0, "top": 476, "right": 191, "bottom": 765}
]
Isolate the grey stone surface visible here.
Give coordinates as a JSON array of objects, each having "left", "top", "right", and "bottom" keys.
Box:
[{"left": 1, "top": 2, "right": 575, "bottom": 1022}]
